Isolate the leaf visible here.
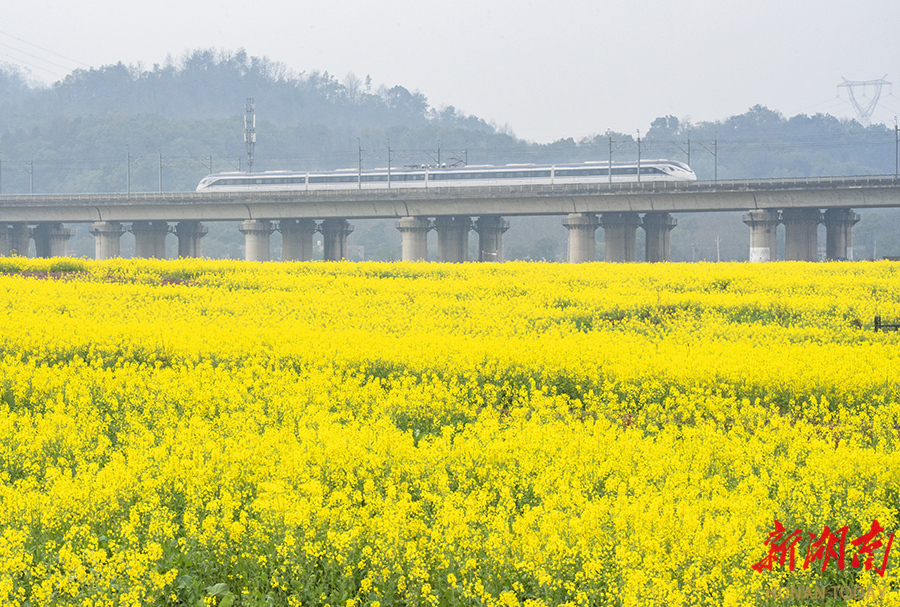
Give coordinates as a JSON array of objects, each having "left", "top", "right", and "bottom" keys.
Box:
[{"left": 205, "top": 583, "right": 230, "bottom": 597}]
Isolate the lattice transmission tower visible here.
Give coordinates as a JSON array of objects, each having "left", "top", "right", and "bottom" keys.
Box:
[
  {"left": 837, "top": 76, "right": 891, "bottom": 126},
  {"left": 244, "top": 98, "right": 256, "bottom": 173}
]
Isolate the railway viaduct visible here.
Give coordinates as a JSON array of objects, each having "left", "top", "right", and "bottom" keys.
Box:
[{"left": 1, "top": 176, "right": 899, "bottom": 263}]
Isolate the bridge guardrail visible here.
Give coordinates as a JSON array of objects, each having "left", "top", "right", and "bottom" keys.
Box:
[{"left": 0, "top": 175, "right": 898, "bottom": 205}]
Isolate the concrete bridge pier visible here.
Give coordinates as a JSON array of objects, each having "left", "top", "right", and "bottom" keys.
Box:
[
  {"left": 131, "top": 221, "right": 170, "bottom": 259},
  {"left": 475, "top": 215, "right": 509, "bottom": 262},
  {"left": 563, "top": 213, "right": 599, "bottom": 263},
  {"left": 321, "top": 218, "right": 354, "bottom": 261},
  {"left": 823, "top": 208, "right": 860, "bottom": 261},
  {"left": 239, "top": 219, "right": 274, "bottom": 262},
  {"left": 600, "top": 212, "right": 640, "bottom": 262},
  {"left": 782, "top": 208, "right": 821, "bottom": 261},
  {"left": 642, "top": 213, "right": 677, "bottom": 262},
  {"left": 396, "top": 217, "right": 431, "bottom": 261},
  {"left": 33, "top": 223, "right": 71, "bottom": 258},
  {"left": 434, "top": 216, "right": 471, "bottom": 263},
  {"left": 6, "top": 223, "right": 32, "bottom": 256},
  {"left": 743, "top": 209, "right": 780, "bottom": 262},
  {"left": 90, "top": 221, "right": 125, "bottom": 260},
  {"left": 279, "top": 219, "right": 317, "bottom": 261},
  {"left": 175, "top": 221, "right": 208, "bottom": 258},
  {"left": 91, "top": 221, "right": 125, "bottom": 260}
]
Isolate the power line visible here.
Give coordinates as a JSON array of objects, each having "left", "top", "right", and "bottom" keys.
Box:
[
  {"left": 0, "top": 40, "right": 77, "bottom": 74},
  {"left": 0, "top": 50, "right": 69, "bottom": 80},
  {"left": 0, "top": 130, "right": 897, "bottom": 170},
  {"left": 0, "top": 29, "right": 91, "bottom": 68}
]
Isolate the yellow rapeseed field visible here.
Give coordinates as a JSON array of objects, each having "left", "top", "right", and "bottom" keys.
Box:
[{"left": 0, "top": 257, "right": 899, "bottom": 606}]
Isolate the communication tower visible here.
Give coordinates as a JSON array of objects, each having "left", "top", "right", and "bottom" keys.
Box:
[
  {"left": 244, "top": 98, "right": 256, "bottom": 173},
  {"left": 837, "top": 76, "right": 891, "bottom": 126}
]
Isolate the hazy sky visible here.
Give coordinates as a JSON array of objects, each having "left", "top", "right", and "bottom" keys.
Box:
[{"left": 3, "top": 0, "right": 899, "bottom": 142}]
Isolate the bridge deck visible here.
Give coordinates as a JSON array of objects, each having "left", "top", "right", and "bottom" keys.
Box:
[{"left": 1, "top": 176, "right": 898, "bottom": 223}]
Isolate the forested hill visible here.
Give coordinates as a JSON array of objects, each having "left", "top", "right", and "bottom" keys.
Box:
[
  {"left": 0, "top": 48, "right": 496, "bottom": 131},
  {"left": 0, "top": 48, "right": 897, "bottom": 195}
]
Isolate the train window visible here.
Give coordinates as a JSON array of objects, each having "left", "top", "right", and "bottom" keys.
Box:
[{"left": 556, "top": 169, "right": 608, "bottom": 177}]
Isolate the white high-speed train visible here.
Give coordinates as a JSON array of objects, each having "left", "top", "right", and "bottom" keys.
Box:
[{"left": 196, "top": 159, "right": 697, "bottom": 192}]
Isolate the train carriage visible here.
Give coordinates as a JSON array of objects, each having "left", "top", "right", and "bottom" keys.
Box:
[{"left": 196, "top": 160, "right": 697, "bottom": 192}]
